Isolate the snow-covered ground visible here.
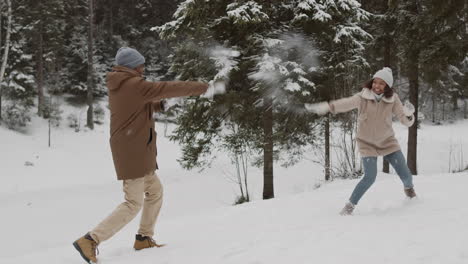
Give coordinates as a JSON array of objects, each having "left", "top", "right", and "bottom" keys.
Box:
[{"left": 1, "top": 105, "right": 467, "bottom": 264}]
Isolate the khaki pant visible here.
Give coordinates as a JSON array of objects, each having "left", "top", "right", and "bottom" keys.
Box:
[{"left": 90, "top": 172, "right": 163, "bottom": 244}]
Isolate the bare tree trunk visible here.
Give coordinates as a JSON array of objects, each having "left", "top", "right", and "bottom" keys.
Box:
[
  {"left": 48, "top": 98, "right": 51, "bottom": 147},
  {"left": 452, "top": 92, "right": 458, "bottom": 111},
  {"left": 231, "top": 124, "right": 245, "bottom": 200},
  {"left": 382, "top": 154, "right": 390, "bottom": 173},
  {"left": 234, "top": 153, "right": 245, "bottom": 198},
  {"left": 263, "top": 95, "right": 274, "bottom": 200},
  {"left": 464, "top": 99, "right": 468, "bottom": 119},
  {"left": 442, "top": 99, "right": 445, "bottom": 121},
  {"left": 382, "top": 0, "right": 394, "bottom": 173},
  {"left": 463, "top": 3, "right": 468, "bottom": 119},
  {"left": 382, "top": 24, "right": 391, "bottom": 173},
  {"left": 0, "top": 0, "right": 12, "bottom": 121},
  {"left": 0, "top": 3, "right": 3, "bottom": 121},
  {"left": 109, "top": 0, "right": 113, "bottom": 39},
  {"left": 324, "top": 114, "right": 331, "bottom": 181},
  {"left": 432, "top": 91, "right": 436, "bottom": 123},
  {"left": 37, "top": 22, "right": 44, "bottom": 117},
  {"left": 86, "top": 0, "right": 95, "bottom": 129},
  {"left": 407, "top": 51, "right": 419, "bottom": 175},
  {"left": 0, "top": 2, "right": 2, "bottom": 54},
  {"left": 241, "top": 143, "right": 250, "bottom": 201},
  {"left": 350, "top": 119, "right": 357, "bottom": 172}
]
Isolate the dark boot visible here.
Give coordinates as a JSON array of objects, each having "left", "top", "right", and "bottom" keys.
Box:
[
  {"left": 404, "top": 187, "right": 417, "bottom": 198},
  {"left": 134, "top": 234, "right": 165, "bottom": 250},
  {"left": 73, "top": 233, "right": 98, "bottom": 263}
]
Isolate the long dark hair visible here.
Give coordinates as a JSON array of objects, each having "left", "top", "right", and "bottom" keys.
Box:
[{"left": 363, "top": 79, "right": 394, "bottom": 98}]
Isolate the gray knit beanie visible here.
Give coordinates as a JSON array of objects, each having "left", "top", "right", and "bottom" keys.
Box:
[{"left": 115, "top": 47, "right": 145, "bottom": 69}]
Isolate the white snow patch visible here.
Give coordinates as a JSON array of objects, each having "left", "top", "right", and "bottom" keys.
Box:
[{"left": 1, "top": 104, "right": 468, "bottom": 264}]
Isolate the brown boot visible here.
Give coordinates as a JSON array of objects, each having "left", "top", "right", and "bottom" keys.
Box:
[
  {"left": 73, "top": 233, "right": 98, "bottom": 264},
  {"left": 134, "top": 234, "right": 165, "bottom": 250},
  {"left": 404, "top": 187, "right": 417, "bottom": 198},
  {"left": 340, "top": 202, "right": 355, "bottom": 216}
]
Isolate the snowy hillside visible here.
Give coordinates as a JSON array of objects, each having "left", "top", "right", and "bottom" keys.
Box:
[{"left": 1, "top": 112, "right": 468, "bottom": 264}]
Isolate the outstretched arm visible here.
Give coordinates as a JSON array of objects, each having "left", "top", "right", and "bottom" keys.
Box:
[
  {"left": 138, "top": 79, "right": 208, "bottom": 103},
  {"left": 305, "top": 93, "right": 360, "bottom": 115},
  {"left": 328, "top": 93, "right": 361, "bottom": 114}
]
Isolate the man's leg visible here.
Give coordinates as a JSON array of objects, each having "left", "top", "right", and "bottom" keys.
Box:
[
  {"left": 137, "top": 171, "right": 163, "bottom": 238},
  {"left": 90, "top": 177, "right": 145, "bottom": 244}
]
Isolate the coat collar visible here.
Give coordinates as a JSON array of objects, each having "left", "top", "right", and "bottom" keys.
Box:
[
  {"left": 112, "top": 66, "right": 142, "bottom": 77},
  {"left": 107, "top": 66, "right": 142, "bottom": 91},
  {"left": 360, "top": 88, "right": 395, "bottom": 103}
]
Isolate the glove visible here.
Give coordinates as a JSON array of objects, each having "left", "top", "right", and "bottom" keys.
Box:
[
  {"left": 200, "top": 81, "right": 215, "bottom": 100},
  {"left": 212, "top": 81, "right": 226, "bottom": 95},
  {"left": 200, "top": 80, "right": 226, "bottom": 100},
  {"left": 304, "top": 102, "right": 330, "bottom": 115},
  {"left": 403, "top": 100, "right": 415, "bottom": 116}
]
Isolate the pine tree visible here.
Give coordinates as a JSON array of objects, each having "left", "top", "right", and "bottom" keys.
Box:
[
  {"left": 10, "top": 0, "right": 68, "bottom": 117},
  {"left": 93, "top": 0, "right": 182, "bottom": 81},
  {"left": 394, "top": 0, "right": 467, "bottom": 174},
  {"left": 62, "top": 1, "right": 94, "bottom": 97},
  {"left": 418, "top": 1, "right": 467, "bottom": 118},
  {"left": 1, "top": 0, "right": 35, "bottom": 127},
  {"left": 293, "top": 0, "right": 372, "bottom": 179},
  {"left": 158, "top": 0, "right": 319, "bottom": 199},
  {"left": 0, "top": 0, "right": 12, "bottom": 121},
  {"left": 40, "top": 0, "right": 67, "bottom": 115}
]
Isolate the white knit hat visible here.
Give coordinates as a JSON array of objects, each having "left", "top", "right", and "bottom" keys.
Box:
[{"left": 373, "top": 67, "right": 393, "bottom": 88}]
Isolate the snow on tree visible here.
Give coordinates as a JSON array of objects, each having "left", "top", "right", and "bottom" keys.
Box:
[{"left": 156, "top": 0, "right": 320, "bottom": 199}]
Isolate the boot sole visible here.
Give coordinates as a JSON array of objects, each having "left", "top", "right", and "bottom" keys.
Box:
[
  {"left": 73, "top": 241, "right": 93, "bottom": 264},
  {"left": 134, "top": 243, "right": 166, "bottom": 250}
]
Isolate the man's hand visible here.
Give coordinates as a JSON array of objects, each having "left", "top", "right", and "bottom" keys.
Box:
[
  {"left": 200, "top": 81, "right": 215, "bottom": 100},
  {"left": 200, "top": 80, "right": 226, "bottom": 100}
]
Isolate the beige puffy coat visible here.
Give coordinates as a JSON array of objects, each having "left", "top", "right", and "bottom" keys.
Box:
[{"left": 329, "top": 88, "right": 414, "bottom": 157}]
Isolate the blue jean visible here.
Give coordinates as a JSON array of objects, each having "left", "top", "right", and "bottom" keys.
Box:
[{"left": 349, "top": 150, "right": 414, "bottom": 205}]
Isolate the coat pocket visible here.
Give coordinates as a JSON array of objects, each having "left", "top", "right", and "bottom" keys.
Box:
[{"left": 147, "top": 128, "right": 153, "bottom": 145}]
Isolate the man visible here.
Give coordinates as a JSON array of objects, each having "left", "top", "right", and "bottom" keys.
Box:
[{"left": 73, "top": 47, "right": 209, "bottom": 263}]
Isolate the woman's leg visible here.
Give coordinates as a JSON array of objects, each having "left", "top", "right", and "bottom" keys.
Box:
[
  {"left": 384, "top": 150, "right": 414, "bottom": 189},
  {"left": 349, "top": 156, "right": 378, "bottom": 205}
]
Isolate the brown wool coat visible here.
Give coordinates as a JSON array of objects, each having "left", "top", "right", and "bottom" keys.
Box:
[
  {"left": 107, "top": 66, "right": 208, "bottom": 180},
  {"left": 329, "top": 88, "right": 415, "bottom": 157}
]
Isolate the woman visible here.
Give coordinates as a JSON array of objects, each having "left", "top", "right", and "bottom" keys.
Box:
[{"left": 306, "top": 67, "right": 417, "bottom": 215}]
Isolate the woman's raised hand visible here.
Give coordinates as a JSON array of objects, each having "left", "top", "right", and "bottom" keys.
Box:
[
  {"left": 403, "top": 100, "right": 415, "bottom": 116},
  {"left": 305, "top": 102, "right": 330, "bottom": 115}
]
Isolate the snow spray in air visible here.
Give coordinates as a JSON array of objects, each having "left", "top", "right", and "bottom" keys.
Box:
[{"left": 248, "top": 32, "right": 320, "bottom": 115}]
